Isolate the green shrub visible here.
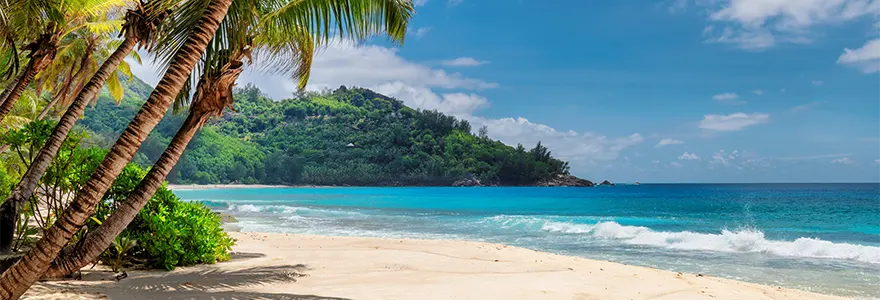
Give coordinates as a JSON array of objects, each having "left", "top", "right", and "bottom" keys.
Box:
[
  {"left": 0, "top": 164, "right": 13, "bottom": 201},
  {"left": 128, "top": 186, "right": 234, "bottom": 270},
  {"left": 2, "top": 120, "right": 234, "bottom": 270}
]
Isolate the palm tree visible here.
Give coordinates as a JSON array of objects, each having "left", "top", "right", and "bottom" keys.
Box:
[
  {"left": 43, "top": 0, "right": 413, "bottom": 278},
  {"left": 0, "top": 0, "right": 137, "bottom": 122},
  {"left": 34, "top": 22, "right": 138, "bottom": 119},
  {"left": 0, "top": 0, "right": 235, "bottom": 297},
  {"left": 0, "top": 0, "right": 167, "bottom": 255}
]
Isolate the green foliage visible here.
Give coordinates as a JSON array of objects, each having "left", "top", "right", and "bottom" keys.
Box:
[
  {"left": 0, "top": 162, "right": 13, "bottom": 200},
  {"left": 2, "top": 119, "right": 233, "bottom": 270},
  {"left": 104, "top": 234, "right": 137, "bottom": 272},
  {"left": 99, "top": 163, "right": 234, "bottom": 270},
  {"left": 78, "top": 82, "right": 571, "bottom": 186},
  {"left": 130, "top": 187, "right": 234, "bottom": 270}
]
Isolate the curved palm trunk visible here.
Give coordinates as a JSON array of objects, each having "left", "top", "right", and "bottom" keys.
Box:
[
  {"left": 0, "top": 33, "right": 60, "bottom": 123},
  {"left": 44, "top": 59, "right": 244, "bottom": 278},
  {"left": 0, "top": 78, "right": 20, "bottom": 107},
  {"left": 37, "top": 64, "right": 77, "bottom": 120},
  {"left": 47, "top": 111, "right": 209, "bottom": 277},
  {"left": 37, "top": 43, "right": 92, "bottom": 121},
  {"left": 0, "top": 37, "right": 137, "bottom": 255},
  {"left": 0, "top": 0, "right": 233, "bottom": 297}
]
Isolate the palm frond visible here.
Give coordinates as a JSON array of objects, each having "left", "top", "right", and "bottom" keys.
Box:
[
  {"left": 72, "top": 19, "right": 125, "bottom": 36},
  {"left": 261, "top": 0, "right": 413, "bottom": 47},
  {"left": 117, "top": 59, "right": 133, "bottom": 80},
  {"left": 105, "top": 72, "right": 124, "bottom": 103},
  {"left": 0, "top": 115, "right": 32, "bottom": 131}
]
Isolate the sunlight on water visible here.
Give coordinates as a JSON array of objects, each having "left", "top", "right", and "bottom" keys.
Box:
[{"left": 177, "top": 184, "right": 880, "bottom": 298}]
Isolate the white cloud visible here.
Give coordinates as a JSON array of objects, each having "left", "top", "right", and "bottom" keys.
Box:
[
  {"left": 838, "top": 38, "right": 880, "bottom": 73},
  {"left": 696, "top": 0, "right": 880, "bottom": 50},
  {"left": 129, "top": 40, "right": 643, "bottom": 174},
  {"left": 669, "top": 161, "right": 684, "bottom": 168},
  {"left": 705, "top": 26, "right": 776, "bottom": 50},
  {"left": 678, "top": 152, "right": 700, "bottom": 160},
  {"left": 413, "top": 27, "right": 432, "bottom": 39},
  {"left": 474, "top": 117, "right": 644, "bottom": 161},
  {"left": 775, "top": 153, "right": 850, "bottom": 161},
  {"left": 656, "top": 138, "right": 684, "bottom": 148},
  {"left": 831, "top": 157, "right": 854, "bottom": 165},
  {"left": 711, "top": 149, "right": 739, "bottom": 166},
  {"left": 789, "top": 101, "right": 823, "bottom": 112},
  {"left": 875, "top": 159, "right": 880, "bottom": 165},
  {"left": 712, "top": 92, "right": 738, "bottom": 100},
  {"left": 753, "top": 89, "right": 764, "bottom": 95},
  {"left": 811, "top": 80, "right": 824, "bottom": 86},
  {"left": 699, "top": 112, "right": 770, "bottom": 131},
  {"left": 779, "top": 88, "right": 786, "bottom": 92},
  {"left": 441, "top": 57, "right": 490, "bottom": 67},
  {"left": 373, "top": 83, "right": 488, "bottom": 116},
  {"left": 448, "top": 0, "right": 463, "bottom": 6},
  {"left": 712, "top": 92, "right": 745, "bottom": 104},
  {"left": 413, "top": 0, "right": 428, "bottom": 6},
  {"left": 305, "top": 42, "right": 496, "bottom": 90}
]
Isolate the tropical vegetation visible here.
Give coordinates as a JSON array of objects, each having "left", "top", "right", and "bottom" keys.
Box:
[
  {"left": 84, "top": 82, "right": 572, "bottom": 187},
  {"left": 0, "top": 0, "right": 573, "bottom": 298}
]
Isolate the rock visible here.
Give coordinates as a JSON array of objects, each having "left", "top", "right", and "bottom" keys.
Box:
[
  {"left": 599, "top": 180, "right": 614, "bottom": 186},
  {"left": 453, "top": 175, "right": 482, "bottom": 187},
  {"left": 214, "top": 212, "right": 239, "bottom": 223},
  {"left": 538, "top": 174, "right": 594, "bottom": 187}
]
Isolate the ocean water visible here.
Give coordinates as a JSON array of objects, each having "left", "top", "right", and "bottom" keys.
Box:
[{"left": 174, "top": 184, "right": 880, "bottom": 298}]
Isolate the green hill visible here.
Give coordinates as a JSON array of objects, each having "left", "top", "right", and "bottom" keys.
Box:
[{"left": 77, "top": 80, "right": 581, "bottom": 186}]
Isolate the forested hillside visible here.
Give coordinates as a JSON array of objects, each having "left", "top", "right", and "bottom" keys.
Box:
[{"left": 78, "top": 78, "right": 576, "bottom": 186}]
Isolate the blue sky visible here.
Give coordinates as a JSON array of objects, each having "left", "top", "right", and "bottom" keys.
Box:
[{"left": 133, "top": 0, "right": 880, "bottom": 183}]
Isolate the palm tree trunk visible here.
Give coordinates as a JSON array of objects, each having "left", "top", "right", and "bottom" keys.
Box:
[
  {"left": 0, "top": 61, "right": 39, "bottom": 124},
  {"left": 44, "top": 109, "right": 210, "bottom": 278},
  {"left": 0, "top": 36, "right": 137, "bottom": 255},
  {"left": 43, "top": 56, "right": 245, "bottom": 277},
  {"left": 0, "top": 78, "right": 20, "bottom": 107},
  {"left": 0, "top": 0, "right": 233, "bottom": 297},
  {"left": 37, "top": 51, "right": 83, "bottom": 120},
  {"left": 0, "top": 32, "right": 59, "bottom": 124}
]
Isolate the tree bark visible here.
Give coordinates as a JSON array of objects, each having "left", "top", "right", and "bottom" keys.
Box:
[
  {"left": 0, "top": 37, "right": 137, "bottom": 256},
  {"left": 44, "top": 110, "right": 209, "bottom": 278},
  {"left": 0, "top": 78, "right": 20, "bottom": 108},
  {"left": 0, "top": 32, "right": 60, "bottom": 123},
  {"left": 43, "top": 57, "right": 244, "bottom": 278},
  {"left": 0, "top": 0, "right": 233, "bottom": 297},
  {"left": 37, "top": 39, "right": 92, "bottom": 121}
]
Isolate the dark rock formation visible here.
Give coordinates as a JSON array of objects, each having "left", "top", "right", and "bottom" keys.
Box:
[
  {"left": 453, "top": 176, "right": 483, "bottom": 187},
  {"left": 539, "top": 174, "right": 594, "bottom": 187},
  {"left": 599, "top": 180, "right": 614, "bottom": 186}
]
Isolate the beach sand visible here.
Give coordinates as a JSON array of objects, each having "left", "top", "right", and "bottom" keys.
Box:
[{"left": 24, "top": 232, "right": 847, "bottom": 300}]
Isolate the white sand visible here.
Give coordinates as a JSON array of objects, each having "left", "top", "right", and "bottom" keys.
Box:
[{"left": 24, "top": 232, "right": 848, "bottom": 300}]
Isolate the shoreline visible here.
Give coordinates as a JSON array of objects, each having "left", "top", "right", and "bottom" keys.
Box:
[
  {"left": 27, "top": 232, "right": 849, "bottom": 300},
  {"left": 167, "top": 184, "right": 302, "bottom": 190}
]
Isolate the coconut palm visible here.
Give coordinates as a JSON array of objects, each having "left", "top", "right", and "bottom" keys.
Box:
[
  {"left": 43, "top": 0, "right": 413, "bottom": 278},
  {"left": 0, "top": 0, "right": 167, "bottom": 255},
  {"left": 0, "top": 0, "right": 124, "bottom": 123},
  {"left": 34, "top": 23, "right": 139, "bottom": 119},
  {"left": 0, "top": 0, "right": 235, "bottom": 297}
]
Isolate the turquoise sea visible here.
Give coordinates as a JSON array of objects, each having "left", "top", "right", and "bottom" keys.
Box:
[{"left": 175, "top": 184, "right": 880, "bottom": 298}]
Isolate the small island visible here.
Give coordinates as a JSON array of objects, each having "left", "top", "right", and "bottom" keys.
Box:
[{"left": 81, "top": 82, "right": 598, "bottom": 187}]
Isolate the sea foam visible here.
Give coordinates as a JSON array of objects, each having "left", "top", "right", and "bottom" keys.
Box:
[{"left": 540, "top": 220, "right": 880, "bottom": 264}]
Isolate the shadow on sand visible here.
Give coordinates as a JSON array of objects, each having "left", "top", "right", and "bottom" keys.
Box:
[{"left": 39, "top": 263, "right": 350, "bottom": 300}]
